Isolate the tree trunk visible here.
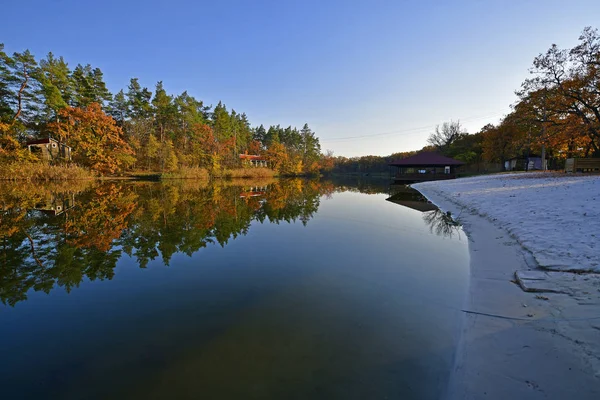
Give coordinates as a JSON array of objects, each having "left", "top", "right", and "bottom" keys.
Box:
[{"left": 12, "top": 69, "right": 28, "bottom": 124}]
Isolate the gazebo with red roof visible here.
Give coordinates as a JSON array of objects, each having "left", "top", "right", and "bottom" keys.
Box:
[{"left": 389, "top": 152, "right": 464, "bottom": 183}]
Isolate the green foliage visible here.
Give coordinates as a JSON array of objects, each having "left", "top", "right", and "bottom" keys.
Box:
[
  {"left": 126, "top": 78, "right": 153, "bottom": 119},
  {"left": 71, "top": 64, "right": 112, "bottom": 109},
  {"left": 0, "top": 44, "right": 13, "bottom": 120},
  {"left": 108, "top": 89, "right": 127, "bottom": 124},
  {"left": 38, "top": 52, "right": 72, "bottom": 119}
]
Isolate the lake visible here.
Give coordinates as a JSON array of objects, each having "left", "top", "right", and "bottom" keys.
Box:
[{"left": 0, "top": 178, "right": 469, "bottom": 399}]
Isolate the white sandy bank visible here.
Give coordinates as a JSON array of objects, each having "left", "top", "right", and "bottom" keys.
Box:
[
  {"left": 412, "top": 173, "right": 600, "bottom": 400},
  {"left": 415, "top": 173, "right": 599, "bottom": 272}
]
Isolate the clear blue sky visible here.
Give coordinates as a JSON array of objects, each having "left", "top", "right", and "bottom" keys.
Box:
[{"left": 2, "top": 0, "right": 599, "bottom": 156}]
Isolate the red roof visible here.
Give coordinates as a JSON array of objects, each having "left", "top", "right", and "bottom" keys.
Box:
[
  {"left": 389, "top": 152, "right": 464, "bottom": 166},
  {"left": 25, "top": 137, "right": 71, "bottom": 148},
  {"left": 239, "top": 154, "right": 266, "bottom": 161},
  {"left": 26, "top": 138, "right": 55, "bottom": 145}
]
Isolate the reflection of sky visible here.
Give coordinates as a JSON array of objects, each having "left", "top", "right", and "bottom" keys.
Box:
[{"left": 0, "top": 189, "right": 469, "bottom": 399}]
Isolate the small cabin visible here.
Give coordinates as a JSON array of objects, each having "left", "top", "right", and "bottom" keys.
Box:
[
  {"left": 389, "top": 152, "right": 464, "bottom": 183},
  {"left": 26, "top": 137, "right": 72, "bottom": 161},
  {"left": 239, "top": 154, "right": 268, "bottom": 167}
]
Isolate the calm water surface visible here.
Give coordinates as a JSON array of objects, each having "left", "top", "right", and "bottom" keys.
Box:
[{"left": 0, "top": 178, "right": 469, "bottom": 399}]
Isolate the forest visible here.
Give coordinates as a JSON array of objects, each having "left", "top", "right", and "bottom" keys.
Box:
[
  {"left": 332, "top": 26, "right": 600, "bottom": 174},
  {"left": 0, "top": 44, "right": 333, "bottom": 178}
]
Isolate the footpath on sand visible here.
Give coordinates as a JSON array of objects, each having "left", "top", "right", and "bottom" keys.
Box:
[{"left": 413, "top": 173, "right": 600, "bottom": 400}]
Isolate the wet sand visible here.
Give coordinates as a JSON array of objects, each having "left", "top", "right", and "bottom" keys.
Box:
[{"left": 415, "top": 183, "right": 600, "bottom": 400}]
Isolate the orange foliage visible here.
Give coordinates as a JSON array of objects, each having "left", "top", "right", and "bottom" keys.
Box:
[{"left": 51, "top": 103, "right": 135, "bottom": 174}]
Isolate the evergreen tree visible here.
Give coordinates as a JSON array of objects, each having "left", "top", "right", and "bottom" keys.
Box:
[
  {"left": 7, "top": 50, "right": 42, "bottom": 128},
  {"left": 152, "top": 81, "right": 176, "bottom": 143},
  {"left": 108, "top": 89, "right": 127, "bottom": 125},
  {"left": 253, "top": 124, "right": 267, "bottom": 147},
  {"left": 70, "top": 64, "right": 93, "bottom": 107},
  {"left": 90, "top": 67, "right": 112, "bottom": 106},
  {"left": 300, "top": 123, "right": 321, "bottom": 167},
  {"left": 126, "top": 78, "right": 152, "bottom": 119},
  {"left": 0, "top": 44, "right": 13, "bottom": 120},
  {"left": 38, "top": 52, "right": 72, "bottom": 120},
  {"left": 211, "top": 101, "right": 231, "bottom": 140}
]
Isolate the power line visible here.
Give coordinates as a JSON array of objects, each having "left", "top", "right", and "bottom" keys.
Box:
[{"left": 321, "top": 110, "right": 509, "bottom": 143}]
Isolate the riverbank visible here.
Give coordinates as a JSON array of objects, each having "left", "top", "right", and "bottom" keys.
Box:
[
  {"left": 413, "top": 173, "right": 600, "bottom": 400},
  {"left": 0, "top": 163, "right": 280, "bottom": 181}
]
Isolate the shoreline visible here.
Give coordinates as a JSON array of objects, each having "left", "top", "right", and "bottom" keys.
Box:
[{"left": 414, "top": 180, "right": 600, "bottom": 400}]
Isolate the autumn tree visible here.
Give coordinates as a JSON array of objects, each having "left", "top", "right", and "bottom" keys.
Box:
[
  {"left": 51, "top": 103, "right": 135, "bottom": 173},
  {"left": 520, "top": 26, "right": 600, "bottom": 156},
  {"left": 481, "top": 115, "right": 527, "bottom": 166}
]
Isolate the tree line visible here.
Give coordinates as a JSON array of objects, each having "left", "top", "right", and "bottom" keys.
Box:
[
  {"left": 0, "top": 44, "right": 332, "bottom": 175},
  {"left": 332, "top": 26, "right": 600, "bottom": 174}
]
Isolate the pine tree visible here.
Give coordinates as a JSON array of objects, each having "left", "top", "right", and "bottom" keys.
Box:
[
  {"left": 211, "top": 101, "right": 231, "bottom": 141},
  {"left": 152, "top": 81, "right": 176, "bottom": 143},
  {"left": 38, "top": 52, "right": 72, "bottom": 120},
  {"left": 70, "top": 64, "right": 112, "bottom": 109},
  {"left": 108, "top": 89, "right": 128, "bottom": 125},
  {"left": 7, "top": 50, "right": 42, "bottom": 128},
  {"left": 0, "top": 44, "right": 13, "bottom": 120},
  {"left": 70, "top": 64, "right": 93, "bottom": 107},
  {"left": 253, "top": 124, "right": 267, "bottom": 147},
  {"left": 90, "top": 67, "right": 112, "bottom": 107},
  {"left": 126, "top": 78, "right": 152, "bottom": 119}
]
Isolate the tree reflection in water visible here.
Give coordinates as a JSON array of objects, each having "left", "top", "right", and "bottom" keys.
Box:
[
  {"left": 0, "top": 179, "right": 334, "bottom": 306},
  {"left": 422, "top": 209, "right": 462, "bottom": 238}
]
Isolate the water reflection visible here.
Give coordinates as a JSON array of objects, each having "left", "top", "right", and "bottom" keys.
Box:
[
  {"left": 0, "top": 178, "right": 470, "bottom": 400},
  {"left": 0, "top": 179, "right": 333, "bottom": 306},
  {"left": 330, "top": 176, "right": 391, "bottom": 195},
  {"left": 385, "top": 185, "right": 462, "bottom": 238},
  {"left": 422, "top": 209, "right": 462, "bottom": 238}
]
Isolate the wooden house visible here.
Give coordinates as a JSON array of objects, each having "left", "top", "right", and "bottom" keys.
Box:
[
  {"left": 26, "top": 137, "right": 72, "bottom": 161},
  {"left": 389, "top": 152, "right": 464, "bottom": 183}
]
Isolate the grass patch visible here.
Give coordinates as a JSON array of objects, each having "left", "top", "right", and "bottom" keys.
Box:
[{"left": 0, "top": 162, "right": 94, "bottom": 181}]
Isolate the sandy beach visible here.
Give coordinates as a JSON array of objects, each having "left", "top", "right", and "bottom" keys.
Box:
[{"left": 413, "top": 173, "right": 600, "bottom": 400}]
